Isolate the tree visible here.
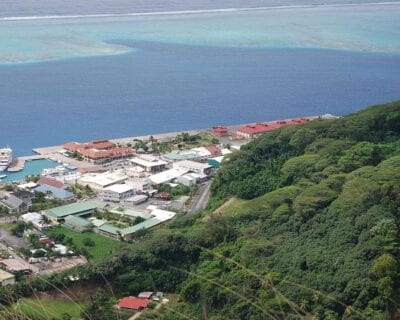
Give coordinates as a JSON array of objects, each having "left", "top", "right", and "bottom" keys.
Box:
[{"left": 83, "top": 238, "right": 95, "bottom": 247}]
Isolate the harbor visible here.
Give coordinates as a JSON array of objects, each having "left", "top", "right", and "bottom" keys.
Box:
[{"left": 2, "top": 114, "right": 335, "bottom": 183}]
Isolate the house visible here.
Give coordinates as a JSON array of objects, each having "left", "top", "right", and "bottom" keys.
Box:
[
  {"left": 212, "top": 126, "right": 229, "bottom": 137},
  {"left": 11, "top": 190, "right": 34, "bottom": 208},
  {"left": 21, "top": 212, "right": 50, "bottom": 231},
  {"left": 0, "top": 259, "right": 31, "bottom": 273},
  {"left": 38, "top": 176, "right": 65, "bottom": 189},
  {"left": 1, "top": 194, "right": 28, "bottom": 213},
  {"left": 138, "top": 292, "right": 154, "bottom": 299},
  {"left": 100, "top": 184, "right": 134, "bottom": 203},
  {"left": 117, "top": 297, "right": 151, "bottom": 310},
  {"left": 0, "top": 269, "right": 15, "bottom": 286},
  {"left": 34, "top": 185, "right": 75, "bottom": 201}
]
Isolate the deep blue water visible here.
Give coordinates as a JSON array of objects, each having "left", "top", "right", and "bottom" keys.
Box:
[{"left": 2, "top": 41, "right": 400, "bottom": 156}]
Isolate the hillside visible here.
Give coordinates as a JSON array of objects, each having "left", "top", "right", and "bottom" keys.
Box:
[{"left": 2, "top": 101, "right": 400, "bottom": 320}]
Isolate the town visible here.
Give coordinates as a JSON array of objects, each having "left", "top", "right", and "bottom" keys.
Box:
[{"left": 0, "top": 116, "right": 327, "bottom": 316}]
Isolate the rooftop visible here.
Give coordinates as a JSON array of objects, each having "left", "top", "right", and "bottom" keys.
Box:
[
  {"left": 0, "top": 269, "right": 15, "bottom": 281},
  {"left": 34, "top": 184, "right": 75, "bottom": 200},
  {"left": 149, "top": 168, "right": 189, "bottom": 185},
  {"left": 117, "top": 297, "right": 151, "bottom": 310},
  {"left": 45, "top": 201, "right": 104, "bottom": 219},
  {"left": 103, "top": 184, "right": 133, "bottom": 194}
]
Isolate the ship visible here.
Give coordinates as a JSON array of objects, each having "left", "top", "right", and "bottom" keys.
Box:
[{"left": 0, "top": 148, "right": 12, "bottom": 172}]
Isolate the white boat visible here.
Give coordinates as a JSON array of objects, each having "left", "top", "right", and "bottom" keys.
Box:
[
  {"left": 0, "top": 148, "right": 12, "bottom": 172},
  {"left": 0, "top": 174, "right": 7, "bottom": 179},
  {"left": 41, "top": 166, "right": 67, "bottom": 176}
]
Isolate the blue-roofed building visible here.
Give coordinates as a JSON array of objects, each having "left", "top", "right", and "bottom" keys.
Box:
[{"left": 34, "top": 185, "right": 75, "bottom": 201}]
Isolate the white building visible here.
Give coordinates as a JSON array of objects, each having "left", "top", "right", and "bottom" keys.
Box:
[
  {"left": 173, "top": 160, "right": 212, "bottom": 175},
  {"left": 100, "top": 184, "right": 134, "bottom": 203},
  {"left": 177, "top": 173, "right": 201, "bottom": 186},
  {"left": 21, "top": 212, "right": 50, "bottom": 231},
  {"left": 149, "top": 168, "right": 189, "bottom": 185},
  {"left": 78, "top": 170, "right": 128, "bottom": 190},
  {"left": 130, "top": 155, "right": 167, "bottom": 173}
]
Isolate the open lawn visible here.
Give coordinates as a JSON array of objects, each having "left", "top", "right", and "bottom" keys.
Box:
[
  {"left": 45, "top": 227, "right": 120, "bottom": 261},
  {"left": 14, "top": 298, "right": 84, "bottom": 320}
]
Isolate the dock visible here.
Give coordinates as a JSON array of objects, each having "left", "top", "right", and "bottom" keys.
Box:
[{"left": 7, "top": 154, "right": 46, "bottom": 172}]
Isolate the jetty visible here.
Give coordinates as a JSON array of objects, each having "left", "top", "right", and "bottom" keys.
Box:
[{"left": 7, "top": 155, "right": 46, "bottom": 172}]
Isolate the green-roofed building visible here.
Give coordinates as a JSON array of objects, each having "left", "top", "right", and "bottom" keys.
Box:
[
  {"left": 44, "top": 201, "right": 105, "bottom": 222},
  {"left": 97, "top": 223, "right": 121, "bottom": 239},
  {"left": 96, "top": 218, "right": 164, "bottom": 240},
  {"left": 64, "top": 215, "right": 93, "bottom": 232}
]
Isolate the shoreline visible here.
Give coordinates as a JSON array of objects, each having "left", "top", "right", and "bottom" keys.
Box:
[{"left": 4, "top": 114, "right": 336, "bottom": 176}]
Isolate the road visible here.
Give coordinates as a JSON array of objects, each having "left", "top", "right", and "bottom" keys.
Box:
[
  {"left": 0, "top": 226, "right": 29, "bottom": 249},
  {"left": 188, "top": 180, "right": 212, "bottom": 213}
]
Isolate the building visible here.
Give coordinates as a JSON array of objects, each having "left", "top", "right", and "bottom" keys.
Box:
[
  {"left": 148, "top": 168, "right": 189, "bottom": 185},
  {"left": 38, "top": 176, "right": 65, "bottom": 189},
  {"left": 130, "top": 155, "right": 167, "bottom": 173},
  {"left": 0, "top": 259, "right": 31, "bottom": 273},
  {"left": 34, "top": 184, "right": 75, "bottom": 201},
  {"left": 97, "top": 208, "right": 176, "bottom": 241},
  {"left": 21, "top": 212, "right": 50, "bottom": 231},
  {"left": 0, "top": 269, "right": 15, "bottom": 286},
  {"left": 125, "top": 195, "right": 148, "bottom": 205},
  {"left": 63, "top": 140, "right": 134, "bottom": 164},
  {"left": 44, "top": 201, "right": 105, "bottom": 222},
  {"left": 162, "top": 150, "right": 203, "bottom": 162},
  {"left": 177, "top": 173, "right": 201, "bottom": 186},
  {"left": 236, "top": 118, "right": 309, "bottom": 139},
  {"left": 138, "top": 292, "right": 154, "bottom": 299},
  {"left": 207, "top": 156, "right": 225, "bottom": 169},
  {"left": 1, "top": 194, "right": 28, "bottom": 213},
  {"left": 64, "top": 215, "right": 93, "bottom": 231},
  {"left": 78, "top": 170, "right": 128, "bottom": 190},
  {"left": 236, "top": 123, "right": 280, "bottom": 139},
  {"left": 100, "top": 184, "right": 134, "bottom": 203},
  {"left": 212, "top": 126, "right": 229, "bottom": 137},
  {"left": 117, "top": 297, "right": 151, "bottom": 311},
  {"left": 11, "top": 190, "right": 34, "bottom": 208},
  {"left": 173, "top": 160, "right": 212, "bottom": 176}
]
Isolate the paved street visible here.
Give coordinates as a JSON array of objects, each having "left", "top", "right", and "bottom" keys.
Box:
[{"left": 188, "top": 180, "right": 212, "bottom": 213}]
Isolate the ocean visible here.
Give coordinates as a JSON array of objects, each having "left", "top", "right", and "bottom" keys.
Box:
[{"left": 1, "top": 1, "right": 400, "bottom": 155}]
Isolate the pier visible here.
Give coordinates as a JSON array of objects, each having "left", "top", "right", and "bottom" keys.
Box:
[{"left": 7, "top": 154, "right": 46, "bottom": 172}]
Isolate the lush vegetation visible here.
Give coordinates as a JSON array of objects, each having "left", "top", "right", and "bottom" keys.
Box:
[{"left": 1, "top": 101, "right": 400, "bottom": 319}]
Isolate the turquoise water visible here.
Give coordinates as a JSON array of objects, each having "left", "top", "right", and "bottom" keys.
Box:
[
  {"left": 2, "top": 159, "right": 58, "bottom": 182},
  {"left": 1, "top": 3, "right": 400, "bottom": 64}
]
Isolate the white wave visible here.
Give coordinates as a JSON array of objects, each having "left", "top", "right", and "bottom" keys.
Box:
[{"left": 1, "top": 2, "right": 399, "bottom": 22}]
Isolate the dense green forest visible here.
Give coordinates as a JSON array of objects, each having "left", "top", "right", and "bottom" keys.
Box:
[{"left": 2, "top": 101, "right": 400, "bottom": 319}]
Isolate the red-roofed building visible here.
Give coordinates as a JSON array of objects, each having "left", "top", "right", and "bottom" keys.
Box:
[
  {"left": 236, "top": 123, "right": 279, "bottom": 139},
  {"left": 87, "top": 139, "right": 113, "bottom": 150},
  {"left": 117, "top": 297, "right": 151, "bottom": 310},
  {"left": 79, "top": 147, "right": 135, "bottom": 164},
  {"left": 205, "top": 145, "right": 222, "bottom": 156},
  {"left": 38, "top": 177, "right": 64, "bottom": 189},
  {"left": 212, "top": 126, "right": 229, "bottom": 137}
]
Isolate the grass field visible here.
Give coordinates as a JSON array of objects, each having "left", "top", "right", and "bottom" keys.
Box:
[
  {"left": 14, "top": 298, "right": 84, "bottom": 320},
  {"left": 45, "top": 227, "right": 120, "bottom": 261}
]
